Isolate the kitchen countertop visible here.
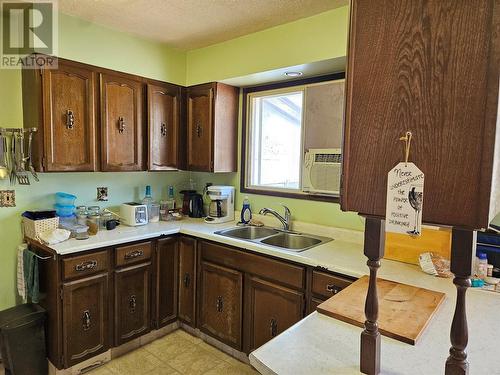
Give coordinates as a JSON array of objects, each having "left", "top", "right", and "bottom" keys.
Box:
[{"left": 45, "top": 218, "right": 500, "bottom": 375}]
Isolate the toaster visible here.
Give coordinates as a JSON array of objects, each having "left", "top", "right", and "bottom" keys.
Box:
[{"left": 120, "top": 202, "right": 148, "bottom": 226}]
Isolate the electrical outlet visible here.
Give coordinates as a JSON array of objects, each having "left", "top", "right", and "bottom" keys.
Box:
[
  {"left": 0, "top": 190, "right": 15, "bottom": 207},
  {"left": 97, "top": 187, "right": 108, "bottom": 201}
]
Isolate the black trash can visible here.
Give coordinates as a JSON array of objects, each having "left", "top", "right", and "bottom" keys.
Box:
[{"left": 0, "top": 303, "right": 47, "bottom": 375}]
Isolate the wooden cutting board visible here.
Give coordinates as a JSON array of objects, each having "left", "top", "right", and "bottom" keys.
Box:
[{"left": 317, "top": 276, "right": 445, "bottom": 345}]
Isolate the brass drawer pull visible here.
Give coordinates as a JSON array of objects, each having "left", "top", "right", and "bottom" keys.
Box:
[
  {"left": 183, "top": 273, "right": 191, "bottom": 288},
  {"left": 270, "top": 318, "right": 278, "bottom": 337},
  {"left": 75, "top": 260, "right": 97, "bottom": 272},
  {"left": 129, "top": 295, "right": 137, "bottom": 313},
  {"left": 124, "top": 249, "right": 144, "bottom": 260},
  {"left": 82, "top": 310, "right": 91, "bottom": 331},
  {"left": 216, "top": 296, "right": 223, "bottom": 312},
  {"left": 66, "top": 109, "right": 75, "bottom": 129},
  {"left": 161, "top": 123, "right": 167, "bottom": 137},
  {"left": 326, "top": 284, "right": 341, "bottom": 294},
  {"left": 118, "top": 117, "right": 126, "bottom": 133}
]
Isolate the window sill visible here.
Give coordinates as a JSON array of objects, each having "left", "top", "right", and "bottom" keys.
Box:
[{"left": 240, "top": 186, "right": 340, "bottom": 203}]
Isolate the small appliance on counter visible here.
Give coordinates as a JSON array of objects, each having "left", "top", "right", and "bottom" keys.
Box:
[
  {"left": 204, "top": 185, "right": 235, "bottom": 224},
  {"left": 120, "top": 202, "right": 148, "bottom": 226},
  {"left": 188, "top": 193, "right": 204, "bottom": 218}
]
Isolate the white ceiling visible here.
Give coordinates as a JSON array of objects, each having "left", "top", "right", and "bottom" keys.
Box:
[{"left": 59, "top": 0, "right": 347, "bottom": 50}]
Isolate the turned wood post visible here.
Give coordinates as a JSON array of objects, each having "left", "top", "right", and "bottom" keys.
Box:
[
  {"left": 360, "top": 216, "right": 385, "bottom": 375},
  {"left": 445, "top": 227, "right": 476, "bottom": 375}
]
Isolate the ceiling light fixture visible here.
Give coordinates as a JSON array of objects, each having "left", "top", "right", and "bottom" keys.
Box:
[{"left": 284, "top": 71, "right": 303, "bottom": 77}]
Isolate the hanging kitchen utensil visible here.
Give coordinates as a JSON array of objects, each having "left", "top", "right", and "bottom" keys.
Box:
[
  {"left": 27, "top": 130, "right": 38, "bottom": 182},
  {"left": 15, "top": 132, "right": 30, "bottom": 185},
  {"left": 0, "top": 131, "right": 8, "bottom": 179},
  {"left": 10, "top": 133, "right": 16, "bottom": 185}
]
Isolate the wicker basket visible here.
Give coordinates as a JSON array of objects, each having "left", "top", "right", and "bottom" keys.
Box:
[{"left": 23, "top": 217, "right": 59, "bottom": 241}]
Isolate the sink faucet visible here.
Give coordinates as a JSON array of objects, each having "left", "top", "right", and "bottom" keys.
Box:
[{"left": 259, "top": 206, "right": 291, "bottom": 231}]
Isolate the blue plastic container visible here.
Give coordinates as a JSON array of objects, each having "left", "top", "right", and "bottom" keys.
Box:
[
  {"left": 54, "top": 204, "right": 75, "bottom": 217},
  {"left": 55, "top": 192, "right": 77, "bottom": 206}
]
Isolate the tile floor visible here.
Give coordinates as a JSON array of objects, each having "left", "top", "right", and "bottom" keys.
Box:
[{"left": 88, "top": 330, "right": 259, "bottom": 375}]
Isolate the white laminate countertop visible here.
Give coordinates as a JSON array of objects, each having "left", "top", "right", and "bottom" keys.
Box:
[{"left": 45, "top": 218, "right": 500, "bottom": 375}]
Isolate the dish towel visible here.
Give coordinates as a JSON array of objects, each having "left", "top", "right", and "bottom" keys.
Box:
[
  {"left": 23, "top": 247, "right": 40, "bottom": 303},
  {"left": 17, "top": 244, "right": 27, "bottom": 302}
]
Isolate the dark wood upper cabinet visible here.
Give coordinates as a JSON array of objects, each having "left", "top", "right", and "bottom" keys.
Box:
[
  {"left": 199, "top": 261, "right": 243, "bottom": 349},
  {"left": 178, "top": 236, "right": 197, "bottom": 326},
  {"left": 341, "top": 0, "right": 500, "bottom": 229},
  {"left": 153, "top": 237, "right": 178, "bottom": 328},
  {"left": 62, "top": 273, "right": 109, "bottom": 368},
  {"left": 148, "top": 83, "right": 181, "bottom": 170},
  {"left": 114, "top": 262, "right": 151, "bottom": 345},
  {"left": 187, "top": 82, "right": 238, "bottom": 172},
  {"left": 244, "top": 275, "right": 304, "bottom": 353},
  {"left": 100, "top": 73, "right": 145, "bottom": 171},
  {"left": 22, "top": 59, "right": 97, "bottom": 171}
]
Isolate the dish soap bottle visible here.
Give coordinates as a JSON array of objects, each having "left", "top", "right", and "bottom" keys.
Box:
[
  {"left": 241, "top": 196, "right": 252, "bottom": 224},
  {"left": 142, "top": 185, "right": 154, "bottom": 221}
]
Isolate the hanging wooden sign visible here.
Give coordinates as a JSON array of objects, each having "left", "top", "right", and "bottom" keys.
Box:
[{"left": 385, "top": 132, "right": 424, "bottom": 236}]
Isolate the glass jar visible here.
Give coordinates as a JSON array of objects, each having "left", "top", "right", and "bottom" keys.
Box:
[
  {"left": 149, "top": 203, "right": 160, "bottom": 223},
  {"left": 100, "top": 211, "right": 113, "bottom": 229},
  {"left": 76, "top": 206, "right": 88, "bottom": 225}
]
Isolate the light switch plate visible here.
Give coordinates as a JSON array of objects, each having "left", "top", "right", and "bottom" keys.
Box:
[
  {"left": 0, "top": 190, "right": 15, "bottom": 207},
  {"left": 97, "top": 187, "right": 108, "bottom": 201}
]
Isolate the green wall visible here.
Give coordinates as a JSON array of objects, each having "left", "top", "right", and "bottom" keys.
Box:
[
  {"left": 0, "top": 6, "right": 359, "bottom": 310},
  {"left": 186, "top": 6, "right": 349, "bottom": 85}
]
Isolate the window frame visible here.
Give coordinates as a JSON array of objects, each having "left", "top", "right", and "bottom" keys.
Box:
[{"left": 240, "top": 72, "right": 345, "bottom": 202}]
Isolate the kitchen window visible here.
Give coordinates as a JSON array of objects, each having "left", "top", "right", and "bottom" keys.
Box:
[{"left": 241, "top": 73, "right": 345, "bottom": 201}]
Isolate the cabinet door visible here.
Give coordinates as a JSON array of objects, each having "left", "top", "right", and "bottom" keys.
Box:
[
  {"left": 114, "top": 262, "right": 151, "bottom": 345},
  {"left": 154, "top": 237, "right": 178, "bottom": 328},
  {"left": 148, "top": 83, "right": 180, "bottom": 170},
  {"left": 244, "top": 275, "right": 304, "bottom": 353},
  {"left": 187, "top": 84, "right": 213, "bottom": 171},
  {"left": 178, "top": 237, "right": 196, "bottom": 325},
  {"left": 41, "top": 61, "right": 96, "bottom": 171},
  {"left": 100, "top": 73, "right": 145, "bottom": 171},
  {"left": 199, "top": 261, "right": 242, "bottom": 349},
  {"left": 62, "top": 273, "right": 109, "bottom": 368}
]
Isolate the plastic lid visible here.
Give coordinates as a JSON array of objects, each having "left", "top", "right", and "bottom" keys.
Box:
[
  {"left": 478, "top": 252, "right": 488, "bottom": 259},
  {"left": 56, "top": 192, "right": 77, "bottom": 199}
]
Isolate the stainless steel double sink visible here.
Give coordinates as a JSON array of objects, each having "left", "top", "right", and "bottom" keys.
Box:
[{"left": 214, "top": 226, "right": 332, "bottom": 252}]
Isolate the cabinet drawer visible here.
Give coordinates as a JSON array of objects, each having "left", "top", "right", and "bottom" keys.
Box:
[
  {"left": 62, "top": 250, "right": 108, "bottom": 281},
  {"left": 115, "top": 241, "right": 152, "bottom": 267},
  {"left": 311, "top": 271, "right": 353, "bottom": 299},
  {"left": 200, "top": 240, "right": 305, "bottom": 290}
]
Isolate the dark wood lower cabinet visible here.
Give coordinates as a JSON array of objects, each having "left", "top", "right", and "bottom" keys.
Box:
[
  {"left": 154, "top": 237, "right": 178, "bottom": 328},
  {"left": 178, "top": 236, "right": 197, "bottom": 325},
  {"left": 199, "top": 261, "right": 243, "bottom": 349},
  {"left": 114, "top": 262, "right": 151, "bottom": 345},
  {"left": 244, "top": 275, "right": 304, "bottom": 353},
  {"left": 62, "top": 273, "right": 109, "bottom": 368}
]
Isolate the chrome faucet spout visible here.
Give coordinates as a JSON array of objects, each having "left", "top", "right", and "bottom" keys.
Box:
[{"left": 259, "top": 206, "right": 291, "bottom": 231}]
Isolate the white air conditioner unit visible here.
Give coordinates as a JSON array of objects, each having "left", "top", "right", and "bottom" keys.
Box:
[{"left": 302, "top": 148, "right": 342, "bottom": 195}]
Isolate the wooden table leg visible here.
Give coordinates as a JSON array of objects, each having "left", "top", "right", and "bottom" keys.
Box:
[
  {"left": 445, "top": 227, "right": 476, "bottom": 375},
  {"left": 360, "top": 217, "right": 385, "bottom": 375}
]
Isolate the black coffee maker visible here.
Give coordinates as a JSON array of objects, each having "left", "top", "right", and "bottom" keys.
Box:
[{"left": 180, "top": 190, "right": 204, "bottom": 218}]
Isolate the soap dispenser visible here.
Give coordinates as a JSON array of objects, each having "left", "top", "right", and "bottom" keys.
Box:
[{"left": 241, "top": 196, "right": 252, "bottom": 224}]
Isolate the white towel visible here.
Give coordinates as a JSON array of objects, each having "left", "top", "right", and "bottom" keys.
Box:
[
  {"left": 38, "top": 228, "right": 71, "bottom": 245},
  {"left": 17, "top": 243, "right": 28, "bottom": 302}
]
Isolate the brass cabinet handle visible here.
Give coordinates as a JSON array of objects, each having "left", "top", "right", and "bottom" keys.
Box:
[
  {"left": 183, "top": 273, "right": 190, "bottom": 288},
  {"left": 66, "top": 110, "right": 75, "bottom": 129},
  {"left": 118, "top": 117, "right": 126, "bottom": 133},
  {"left": 82, "top": 310, "right": 91, "bottom": 331},
  {"left": 196, "top": 124, "right": 202, "bottom": 137},
  {"left": 124, "top": 249, "right": 144, "bottom": 260},
  {"left": 129, "top": 295, "right": 137, "bottom": 313},
  {"left": 161, "top": 123, "right": 167, "bottom": 137},
  {"left": 75, "top": 260, "right": 97, "bottom": 272},
  {"left": 270, "top": 318, "right": 278, "bottom": 337},
  {"left": 326, "top": 284, "right": 341, "bottom": 294},
  {"left": 216, "top": 296, "right": 223, "bottom": 312}
]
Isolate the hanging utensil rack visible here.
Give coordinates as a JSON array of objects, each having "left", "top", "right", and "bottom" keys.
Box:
[{"left": 0, "top": 127, "right": 38, "bottom": 186}]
